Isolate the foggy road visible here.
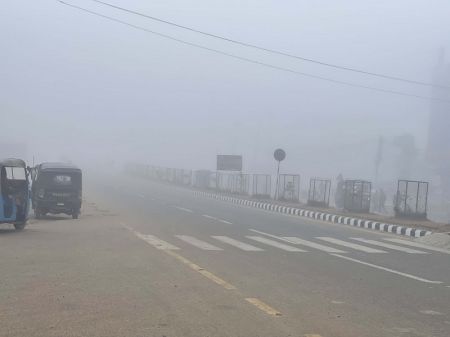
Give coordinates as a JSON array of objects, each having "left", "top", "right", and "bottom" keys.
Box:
[
  {"left": 3, "top": 1, "right": 450, "bottom": 336},
  {"left": 1, "top": 175, "right": 449, "bottom": 337}
]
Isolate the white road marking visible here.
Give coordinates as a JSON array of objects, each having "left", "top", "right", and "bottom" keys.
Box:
[
  {"left": 330, "top": 254, "right": 443, "bottom": 284},
  {"left": 249, "top": 229, "right": 346, "bottom": 253},
  {"left": 175, "top": 235, "right": 223, "bottom": 251},
  {"left": 212, "top": 236, "right": 264, "bottom": 251},
  {"left": 202, "top": 214, "right": 233, "bottom": 224},
  {"left": 246, "top": 236, "right": 306, "bottom": 252},
  {"left": 123, "top": 225, "right": 237, "bottom": 291},
  {"left": 351, "top": 238, "right": 428, "bottom": 254},
  {"left": 136, "top": 234, "right": 180, "bottom": 250},
  {"left": 283, "top": 237, "right": 347, "bottom": 253},
  {"left": 384, "top": 238, "right": 450, "bottom": 255},
  {"left": 173, "top": 206, "right": 194, "bottom": 213},
  {"left": 317, "top": 237, "right": 387, "bottom": 253},
  {"left": 419, "top": 310, "right": 444, "bottom": 315}
]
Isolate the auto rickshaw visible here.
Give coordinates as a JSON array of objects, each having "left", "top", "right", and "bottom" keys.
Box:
[
  {"left": 0, "top": 158, "right": 30, "bottom": 230},
  {"left": 32, "top": 162, "right": 82, "bottom": 219}
]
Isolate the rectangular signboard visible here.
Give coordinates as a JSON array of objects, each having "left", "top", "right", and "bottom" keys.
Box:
[{"left": 217, "top": 155, "right": 242, "bottom": 171}]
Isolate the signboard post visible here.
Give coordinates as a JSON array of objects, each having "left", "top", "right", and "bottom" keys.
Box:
[{"left": 273, "top": 149, "right": 286, "bottom": 200}]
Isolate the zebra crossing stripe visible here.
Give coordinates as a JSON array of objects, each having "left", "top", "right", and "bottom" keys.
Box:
[
  {"left": 350, "top": 238, "right": 428, "bottom": 254},
  {"left": 137, "top": 234, "right": 180, "bottom": 250},
  {"left": 176, "top": 235, "right": 223, "bottom": 250},
  {"left": 212, "top": 236, "right": 264, "bottom": 251},
  {"left": 283, "top": 236, "right": 347, "bottom": 253},
  {"left": 316, "top": 237, "right": 387, "bottom": 253},
  {"left": 246, "top": 236, "right": 306, "bottom": 252},
  {"left": 249, "top": 229, "right": 346, "bottom": 254},
  {"left": 384, "top": 238, "right": 450, "bottom": 255}
]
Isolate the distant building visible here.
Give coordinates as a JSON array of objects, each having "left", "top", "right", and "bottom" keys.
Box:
[{"left": 427, "top": 49, "right": 450, "bottom": 196}]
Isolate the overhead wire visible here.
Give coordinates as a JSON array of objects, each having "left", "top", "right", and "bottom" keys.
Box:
[
  {"left": 88, "top": 0, "right": 448, "bottom": 89},
  {"left": 58, "top": 1, "right": 450, "bottom": 103}
]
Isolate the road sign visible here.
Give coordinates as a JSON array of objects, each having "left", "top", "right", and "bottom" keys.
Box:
[
  {"left": 274, "top": 149, "right": 286, "bottom": 162},
  {"left": 273, "top": 148, "right": 286, "bottom": 200},
  {"left": 217, "top": 155, "right": 243, "bottom": 171}
]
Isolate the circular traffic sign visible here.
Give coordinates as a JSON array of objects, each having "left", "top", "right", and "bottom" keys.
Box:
[{"left": 274, "top": 148, "right": 286, "bottom": 162}]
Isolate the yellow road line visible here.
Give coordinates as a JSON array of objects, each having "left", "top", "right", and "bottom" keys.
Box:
[
  {"left": 124, "top": 224, "right": 282, "bottom": 316},
  {"left": 165, "top": 250, "right": 236, "bottom": 290},
  {"left": 124, "top": 224, "right": 236, "bottom": 290},
  {"left": 245, "top": 298, "right": 282, "bottom": 316}
]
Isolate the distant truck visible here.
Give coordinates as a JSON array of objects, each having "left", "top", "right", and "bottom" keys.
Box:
[{"left": 31, "top": 162, "right": 82, "bottom": 219}]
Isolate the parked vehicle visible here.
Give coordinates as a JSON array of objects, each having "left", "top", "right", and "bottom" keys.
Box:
[
  {"left": 0, "top": 158, "right": 30, "bottom": 230},
  {"left": 32, "top": 162, "right": 82, "bottom": 219}
]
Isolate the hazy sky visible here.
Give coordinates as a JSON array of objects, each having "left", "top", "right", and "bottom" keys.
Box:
[{"left": 1, "top": 0, "right": 449, "bottom": 178}]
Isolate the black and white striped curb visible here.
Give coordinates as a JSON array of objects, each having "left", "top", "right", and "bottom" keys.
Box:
[{"left": 193, "top": 191, "right": 432, "bottom": 238}]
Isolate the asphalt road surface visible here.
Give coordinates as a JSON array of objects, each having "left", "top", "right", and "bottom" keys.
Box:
[{"left": 1, "top": 173, "right": 449, "bottom": 337}]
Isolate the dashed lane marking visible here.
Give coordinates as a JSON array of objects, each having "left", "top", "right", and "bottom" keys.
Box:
[
  {"left": 175, "top": 235, "right": 223, "bottom": 251},
  {"left": 173, "top": 206, "right": 194, "bottom": 213},
  {"left": 384, "top": 238, "right": 450, "bottom": 255},
  {"left": 202, "top": 214, "right": 233, "bottom": 224},
  {"left": 212, "top": 236, "right": 264, "bottom": 251},
  {"left": 245, "top": 298, "right": 281, "bottom": 316},
  {"left": 351, "top": 238, "right": 428, "bottom": 254},
  {"left": 246, "top": 236, "right": 306, "bottom": 252},
  {"left": 330, "top": 254, "right": 443, "bottom": 284},
  {"left": 317, "top": 237, "right": 387, "bottom": 253}
]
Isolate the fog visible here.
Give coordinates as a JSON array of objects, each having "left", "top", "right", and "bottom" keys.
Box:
[{"left": 2, "top": 0, "right": 450, "bottom": 183}]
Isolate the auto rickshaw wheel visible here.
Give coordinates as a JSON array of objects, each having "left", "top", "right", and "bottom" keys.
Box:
[
  {"left": 14, "top": 222, "right": 26, "bottom": 231},
  {"left": 72, "top": 212, "right": 79, "bottom": 219}
]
